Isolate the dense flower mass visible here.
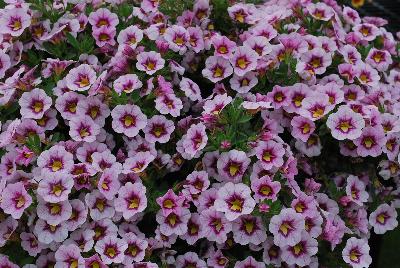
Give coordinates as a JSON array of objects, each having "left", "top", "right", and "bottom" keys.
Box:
[{"left": 0, "top": 0, "right": 399, "bottom": 267}]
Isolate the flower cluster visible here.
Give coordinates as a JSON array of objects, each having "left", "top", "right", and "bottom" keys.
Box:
[{"left": 0, "top": 0, "right": 399, "bottom": 267}]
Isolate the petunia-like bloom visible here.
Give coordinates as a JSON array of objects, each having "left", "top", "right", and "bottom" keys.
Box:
[
  {"left": 55, "top": 244, "right": 85, "bottom": 268},
  {"left": 354, "top": 126, "right": 385, "bottom": 157},
  {"left": 267, "top": 85, "right": 291, "bottom": 109},
  {"left": 212, "top": 35, "right": 236, "bottom": 59},
  {"left": 0, "top": 182, "right": 32, "bottom": 219},
  {"left": 19, "top": 88, "right": 52, "bottom": 119},
  {"left": 143, "top": 115, "right": 175, "bottom": 144},
  {"left": 0, "top": 7, "right": 31, "bottom": 36},
  {"left": 230, "top": 72, "right": 258, "bottom": 94},
  {"left": 202, "top": 56, "right": 233, "bottom": 83},
  {"left": 291, "top": 115, "right": 315, "bottom": 142},
  {"left": 251, "top": 175, "right": 281, "bottom": 202},
  {"left": 155, "top": 93, "right": 183, "bottom": 118},
  {"left": 95, "top": 235, "right": 128, "bottom": 265},
  {"left": 69, "top": 115, "right": 100, "bottom": 142},
  {"left": 37, "top": 172, "right": 74, "bottom": 203},
  {"left": 183, "top": 170, "right": 210, "bottom": 195},
  {"left": 156, "top": 188, "right": 185, "bottom": 216},
  {"left": 20, "top": 231, "right": 44, "bottom": 257},
  {"left": 136, "top": 51, "right": 165, "bottom": 75},
  {"left": 92, "top": 26, "right": 116, "bottom": 47},
  {"left": 55, "top": 91, "right": 85, "bottom": 120},
  {"left": 306, "top": 2, "right": 334, "bottom": 21},
  {"left": 176, "top": 252, "right": 207, "bottom": 268},
  {"left": 200, "top": 207, "right": 232, "bottom": 244},
  {"left": 353, "top": 23, "right": 380, "bottom": 42},
  {"left": 299, "top": 93, "right": 333, "bottom": 121},
  {"left": 326, "top": 106, "right": 365, "bottom": 140},
  {"left": 164, "top": 25, "right": 189, "bottom": 54},
  {"left": 254, "top": 140, "right": 285, "bottom": 170},
  {"left": 65, "top": 199, "right": 88, "bottom": 232},
  {"left": 230, "top": 46, "right": 259, "bottom": 76},
  {"left": 214, "top": 182, "right": 256, "bottom": 221},
  {"left": 88, "top": 8, "right": 119, "bottom": 29},
  {"left": 111, "top": 104, "right": 147, "bottom": 138},
  {"left": 296, "top": 47, "right": 332, "bottom": 76},
  {"left": 369, "top": 203, "right": 398, "bottom": 234},
  {"left": 37, "top": 199, "right": 72, "bottom": 225},
  {"left": 355, "top": 63, "right": 380, "bottom": 87},
  {"left": 117, "top": 25, "right": 143, "bottom": 49},
  {"left": 179, "top": 213, "right": 204, "bottom": 245},
  {"left": 37, "top": 145, "right": 74, "bottom": 174},
  {"left": 180, "top": 77, "right": 202, "bottom": 101},
  {"left": 122, "top": 151, "right": 155, "bottom": 174},
  {"left": 76, "top": 96, "right": 110, "bottom": 127},
  {"left": 207, "top": 249, "right": 229, "bottom": 268},
  {"left": 97, "top": 169, "right": 120, "bottom": 200},
  {"left": 122, "top": 232, "right": 148, "bottom": 264},
  {"left": 366, "top": 48, "right": 392, "bottom": 72},
  {"left": 182, "top": 123, "right": 208, "bottom": 157},
  {"left": 203, "top": 93, "right": 233, "bottom": 116},
  {"left": 85, "top": 190, "right": 115, "bottom": 221},
  {"left": 281, "top": 231, "right": 318, "bottom": 267},
  {"left": 233, "top": 256, "right": 265, "bottom": 268},
  {"left": 113, "top": 74, "right": 142, "bottom": 95},
  {"left": 156, "top": 208, "right": 191, "bottom": 236},
  {"left": 66, "top": 64, "right": 97, "bottom": 92},
  {"left": 342, "top": 237, "right": 372, "bottom": 268},
  {"left": 269, "top": 208, "right": 305, "bottom": 247},
  {"left": 114, "top": 182, "right": 147, "bottom": 220},
  {"left": 232, "top": 215, "right": 267, "bottom": 245},
  {"left": 217, "top": 149, "right": 251, "bottom": 182},
  {"left": 345, "top": 175, "right": 369, "bottom": 206}
]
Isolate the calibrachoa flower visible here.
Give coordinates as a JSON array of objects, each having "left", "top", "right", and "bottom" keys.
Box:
[
  {"left": 1, "top": 1, "right": 400, "bottom": 267},
  {"left": 269, "top": 208, "right": 305, "bottom": 247},
  {"left": 136, "top": 51, "right": 165, "bottom": 75},
  {"left": 65, "top": 64, "right": 97, "bottom": 92},
  {"left": 327, "top": 106, "right": 365, "bottom": 140},
  {"left": 0, "top": 182, "right": 32, "bottom": 219},
  {"left": 111, "top": 104, "right": 147, "bottom": 138},
  {"left": 214, "top": 182, "right": 256, "bottom": 221},
  {"left": 369, "top": 203, "right": 398, "bottom": 234},
  {"left": 114, "top": 182, "right": 147, "bottom": 220},
  {"left": 342, "top": 238, "right": 372, "bottom": 268},
  {"left": 19, "top": 88, "right": 52, "bottom": 119}
]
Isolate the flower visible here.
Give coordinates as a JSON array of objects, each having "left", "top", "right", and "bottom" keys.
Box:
[
  {"left": 164, "top": 25, "right": 189, "bottom": 54},
  {"left": 269, "top": 208, "right": 305, "bottom": 247},
  {"left": 251, "top": 175, "right": 281, "bottom": 202},
  {"left": 180, "top": 77, "right": 202, "bottom": 101},
  {"left": 369, "top": 203, "right": 398, "bottom": 234},
  {"left": 88, "top": 8, "right": 119, "bottom": 29},
  {"left": 230, "top": 46, "right": 259, "bottom": 76},
  {"left": 214, "top": 182, "right": 256, "bottom": 221},
  {"left": 113, "top": 74, "right": 142, "bottom": 95},
  {"left": 122, "top": 232, "right": 148, "bottom": 264},
  {"left": 111, "top": 104, "right": 147, "bottom": 138},
  {"left": 354, "top": 126, "right": 385, "bottom": 157},
  {"left": 182, "top": 123, "right": 208, "bottom": 157},
  {"left": 232, "top": 215, "right": 267, "bottom": 245},
  {"left": 19, "top": 88, "right": 52, "bottom": 119},
  {"left": 114, "top": 182, "right": 147, "bottom": 220},
  {"left": 156, "top": 189, "right": 185, "bottom": 216},
  {"left": 281, "top": 231, "right": 318, "bottom": 266},
  {"left": 0, "top": 7, "right": 31, "bottom": 36},
  {"left": 117, "top": 25, "right": 143, "bottom": 49},
  {"left": 55, "top": 244, "right": 85, "bottom": 268},
  {"left": 290, "top": 116, "right": 316, "bottom": 142},
  {"left": 327, "top": 106, "right": 365, "bottom": 140},
  {"left": 69, "top": 115, "right": 100, "bottom": 142},
  {"left": 94, "top": 235, "right": 128, "bottom": 265},
  {"left": 65, "top": 64, "right": 97, "bottom": 92},
  {"left": 233, "top": 256, "right": 265, "bottom": 268},
  {"left": 200, "top": 207, "right": 232, "bottom": 244},
  {"left": 136, "top": 51, "right": 165, "bottom": 75},
  {"left": 176, "top": 252, "right": 207, "bottom": 268},
  {"left": 254, "top": 140, "right": 285, "bottom": 170},
  {"left": 217, "top": 150, "right": 251, "bottom": 182},
  {"left": 342, "top": 237, "right": 372, "bottom": 268},
  {"left": 202, "top": 56, "right": 233, "bottom": 83},
  {"left": 345, "top": 175, "right": 369, "bottom": 206},
  {"left": 143, "top": 115, "right": 175, "bottom": 144},
  {"left": 156, "top": 208, "right": 191, "bottom": 236},
  {"left": 0, "top": 182, "right": 32, "bottom": 219},
  {"left": 212, "top": 35, "right": 236, "bottom": 59},
  {"left": 37, "top": 172, "right": 74, "bottom": 203}
]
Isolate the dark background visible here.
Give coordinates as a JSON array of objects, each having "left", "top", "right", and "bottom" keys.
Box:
[{"left": 361, "top": 1, "right": 400, "bottom": 32}]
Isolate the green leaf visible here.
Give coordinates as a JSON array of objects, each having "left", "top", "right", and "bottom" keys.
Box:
[
  {"left": 26, "top": 134, "right": 42, "bottom": 154},
  {"left": 66, "top": 32, "right": 80, "bottom": 50}
]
